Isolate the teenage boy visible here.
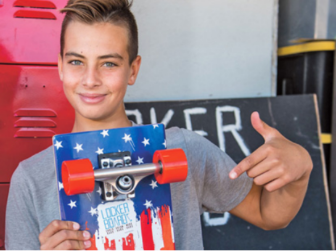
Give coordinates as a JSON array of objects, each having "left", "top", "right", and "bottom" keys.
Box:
[{"left": 5, "top": 0, "right": 313, "bottom": 250}]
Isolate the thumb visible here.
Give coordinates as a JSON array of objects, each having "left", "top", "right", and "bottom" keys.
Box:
[{"left": 251, "top": 111, "right": 276, "bottom": 142}]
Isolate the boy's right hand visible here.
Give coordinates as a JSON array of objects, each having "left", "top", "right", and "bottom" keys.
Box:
[{"left": 39, "top": 220, "right": 91, "bottom": 250}]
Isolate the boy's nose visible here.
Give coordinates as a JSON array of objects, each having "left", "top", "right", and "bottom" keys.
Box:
[{"left": 82, "top": 67, "right": 101, "bottom": 88}]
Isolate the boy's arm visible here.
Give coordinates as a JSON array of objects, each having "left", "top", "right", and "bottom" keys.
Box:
[
  {"left": 5, "top": 164, "right": 41, "bottom": 250},
  {"left": 229, "top": 112, "right": 313, "bottom": 230},
  {"left": 6, "top": 162, "right": 90, "bottom": 250}
]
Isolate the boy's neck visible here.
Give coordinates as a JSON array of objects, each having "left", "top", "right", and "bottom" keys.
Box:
[{"left": 71, "top": 112, "right": 132, "bottom": 133}]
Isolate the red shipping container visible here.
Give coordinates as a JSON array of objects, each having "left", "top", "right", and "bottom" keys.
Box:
[
  {"left": 0, "top": 64, "right": 74, "bottom": 182},
  {"left": 0, "top": 0, "right": 68, "bottom": 64},
  {"left": 0, "top": 185, "right": 9, "bottom": 250}
]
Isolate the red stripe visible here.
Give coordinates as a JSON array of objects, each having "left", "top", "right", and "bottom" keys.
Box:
[
  {"left": 122, "top": 233, "right": 135, "bottom": 250},
  {"left": 140, "top": 209, "right": 155, "bottom": 250},
  {"left": 86, "top": 235, "right": 98, "bottom": 250},
  {"left": 104, "top": 237, "right": 116, "bottom": 250},
  {"left": 159, "top": 206, "right": 175, "bottom": 250}
]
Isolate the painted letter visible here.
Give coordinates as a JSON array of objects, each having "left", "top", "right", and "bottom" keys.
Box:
[
  {"left": 216, "top": 106, "right": 250, "bottom": 156},
  {"left": 203, "top": 212, "right": 230, "bottom": 227},
  {"left": 150, "top": 107, "right": 174, "bottom": 127},
  {"left": 126, "top": 109, "right": 143, "bottom": 125},
  {"left": 183, "top": 107, "right": 208, "bottom": 137}
]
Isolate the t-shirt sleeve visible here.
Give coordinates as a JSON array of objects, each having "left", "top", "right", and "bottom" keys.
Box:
[
  {"left": 5, "top": 163, "right": 41, "bottom": 250},
  {"left": 181, "top": 128, "right": 253, "bottom": 213}
]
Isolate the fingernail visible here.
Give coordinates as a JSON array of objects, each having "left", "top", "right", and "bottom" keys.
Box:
[
  {"left": 73, "top": 222, "right": 80, "bottom": 230},
  {"left": 83, "top": 231, "right": 91, "bottom": 239},
  {"left": 230, "top": 172, "right": 237, "bottom": 179},
  {"left": 84, "top": 240, "right": 91, "bottom": 248}
]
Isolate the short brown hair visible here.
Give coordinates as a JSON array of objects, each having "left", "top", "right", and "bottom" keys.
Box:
[{"left": 60, "top": 0, "right": 138, "bottom": 64}]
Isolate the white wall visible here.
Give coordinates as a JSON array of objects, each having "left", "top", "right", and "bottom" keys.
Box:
[{"left": 125, "top": 0, "right": 278, "bottom": 102}]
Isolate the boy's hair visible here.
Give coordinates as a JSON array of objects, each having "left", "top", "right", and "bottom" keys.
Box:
[{"left": 60, "top": 0, "right": 138, "bottom": 64}]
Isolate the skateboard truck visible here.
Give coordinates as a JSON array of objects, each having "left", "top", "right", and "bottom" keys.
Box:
[
  {"left": 98, "top": 151, "right": 134, "bottom": 201},
  {"left": 61, "top": 148, "right": 188, "bottom": 201}
]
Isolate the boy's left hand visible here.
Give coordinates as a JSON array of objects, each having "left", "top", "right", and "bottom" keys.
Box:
[{"left": 229, "top": 111, "right": 313, "bottom": 192}]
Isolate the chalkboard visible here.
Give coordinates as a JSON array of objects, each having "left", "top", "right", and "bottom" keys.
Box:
[{"left": 125, "top": 94, "right": 333, "bottom": 250}]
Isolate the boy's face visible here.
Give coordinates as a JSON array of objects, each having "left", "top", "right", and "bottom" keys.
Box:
[{"left": 58, "top": 21, "right": 140, "bottom": 123}]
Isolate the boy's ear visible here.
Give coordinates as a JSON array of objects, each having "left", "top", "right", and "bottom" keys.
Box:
[
  {"left": 128, "top": 55, "right": 141, "bottom": 86},
  {"left": 58, "top": 53, "right": 64, "bottom": 81}
]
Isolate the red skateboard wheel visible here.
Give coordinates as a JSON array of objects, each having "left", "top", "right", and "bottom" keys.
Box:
[
  {"left": 153, "top": 148, "right": 188, "bottom": 184},
  {"left": 62, "top": 159, "right": 95, "bottom": 196}
]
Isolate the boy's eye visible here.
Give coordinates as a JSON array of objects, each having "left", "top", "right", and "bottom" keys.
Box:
[
  {"left": 104, "top": 62, "right": 116, "bottom": 67},
  {"left": 69, "top": 60, "right": 82, "bottom": 66}
]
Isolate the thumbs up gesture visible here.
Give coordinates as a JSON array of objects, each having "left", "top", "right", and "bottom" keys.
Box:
[{"left": 229, "top": 112, "right": 313, "bottom": 192}]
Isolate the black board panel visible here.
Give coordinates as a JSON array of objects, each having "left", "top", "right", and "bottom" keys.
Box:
[{"left": 125, "top": 94, "right": 333, "bottom": 250}]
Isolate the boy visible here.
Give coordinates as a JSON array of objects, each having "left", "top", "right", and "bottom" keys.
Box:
[{"left": 6, "top": 0, "right": 313, "bottom": 250}]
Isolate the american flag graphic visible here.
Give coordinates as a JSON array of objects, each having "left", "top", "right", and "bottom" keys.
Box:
[{"left": 53, "top": 124, "right": 175, "bottom": 250}]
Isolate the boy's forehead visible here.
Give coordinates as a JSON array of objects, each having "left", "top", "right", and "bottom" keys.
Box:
[{"left": 63, "top": 21, "right": 129, "bottom": 57}]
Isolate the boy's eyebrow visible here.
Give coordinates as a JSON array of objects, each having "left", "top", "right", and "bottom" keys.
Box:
[
  {"left": 64, "top": 52, "right": 123, "bottom": 60},
  {"left": 98, "top": 53, "right": 124, "bottom": 60},
  {"left": 65, "top": 52, "right": 85, "bottom": 58}
]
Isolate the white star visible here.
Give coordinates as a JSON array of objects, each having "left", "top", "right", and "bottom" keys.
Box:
[
  {"left": 55, "top": 140, "right": 63, "bottom": 150},
  {"left": 163, "top": 140, "right": 167, "bottom": 148},
  {"left": 149, "top": 180, "right": 158, "bottom": 189},
  {"left": 88, "top": 207, "right": 98, "bottom": 216},
  {"left": 58, "top": 182, "right": 64, "bottom": 191},
  {"left": 122, "top": 133, "right": 132, "bottom": 143},
  {"left": 96, "top": 186, "right": 102, "bottom": 195},
  {"left": 101, "top": 130, "right": 109, "bottom": 138},
  {"left": 142, "top": 138, "right": 150, "bottom": 147},
  {"left": 153, "top": 124, "right": 159, "bottom": 129},
  {"left": 68, "top": 200, "right": 77, "bottom": 209},
  {"left": 136, "top": 156, "right": 144, "bottom": 165},
  {"left": 74, "top": 143, "right": 83, "bottom": 153},
  {"left": 144, "top": 200, "right": 153, "bottom": 209},
  {"left": 95, "top": 147, "right": 104, "bottom": 155}
]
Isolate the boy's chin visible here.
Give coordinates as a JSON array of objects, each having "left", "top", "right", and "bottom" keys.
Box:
[{"left": 77, "top": 111, "right": 109, "bottom": 122}]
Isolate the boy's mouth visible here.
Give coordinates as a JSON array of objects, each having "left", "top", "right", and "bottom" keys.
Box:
[{"left": 78, "top": 93, "right": 107, "bottom": 104}]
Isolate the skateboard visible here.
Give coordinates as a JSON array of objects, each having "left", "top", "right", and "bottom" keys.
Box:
[{"left": 53, "top": 124, "right": 188, "bottom": 250}]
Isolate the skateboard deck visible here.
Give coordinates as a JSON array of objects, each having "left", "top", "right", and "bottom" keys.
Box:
[{"left": 53, "top": 124, "right": 186, "bottom": 250}]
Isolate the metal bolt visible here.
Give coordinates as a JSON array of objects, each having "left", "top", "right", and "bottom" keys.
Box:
[
  {"left": 103, "top": 161, "right": 109, "bottom": 168},
  {"left": 118, "top": 175, "right": 133, "bottom": 190},
  {"left": 126, "top": 159, "right": 131, "bottom": 165},
  {"left": 106, "top": 192, "right": 112, "bottom": 197}
]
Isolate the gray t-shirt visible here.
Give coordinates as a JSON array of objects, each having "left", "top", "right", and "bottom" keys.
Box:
[{"left": 5, "top": 127, "right": 252, "bottom": 250}]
